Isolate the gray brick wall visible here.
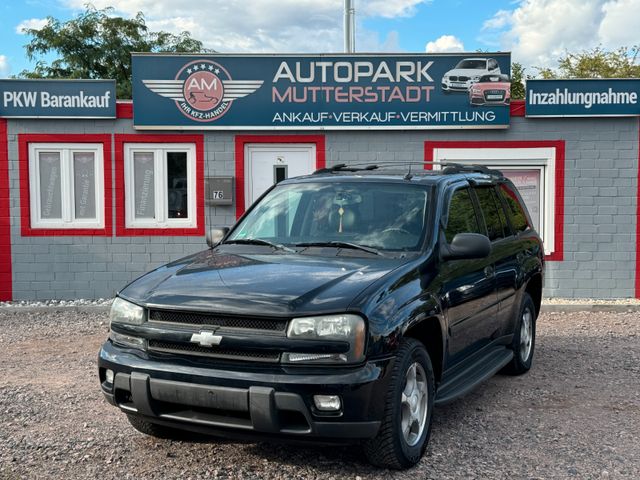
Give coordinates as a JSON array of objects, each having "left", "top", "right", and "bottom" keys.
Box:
[
  {"left": 7, "top": 116, "right": 639, "bottom": 300},
  {"left": 6, "top": 119, "right": 233, "bottom": 300}
]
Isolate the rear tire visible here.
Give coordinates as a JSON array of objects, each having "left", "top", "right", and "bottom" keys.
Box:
[
  {"left": 502, "top": 292, "right": 536, "bottom": 375},
  {"left": 363, "top": 338, "right": 435, "bottom": 469},
  {"left": 126, "top": 414, "right": 187, "bottom": 439}
]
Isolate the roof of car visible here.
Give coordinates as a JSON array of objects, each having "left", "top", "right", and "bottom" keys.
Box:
[{"left": 279, "top": 163, "right": 507, "bottom": 187}]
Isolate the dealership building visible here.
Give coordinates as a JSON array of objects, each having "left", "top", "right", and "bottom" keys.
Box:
[{"left": 0, "top": 53, "right": 639, "bottom": 301}]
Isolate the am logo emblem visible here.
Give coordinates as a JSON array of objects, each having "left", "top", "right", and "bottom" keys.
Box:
[{"left": 142, "top": 59, "right": 263, "bottom": 123}]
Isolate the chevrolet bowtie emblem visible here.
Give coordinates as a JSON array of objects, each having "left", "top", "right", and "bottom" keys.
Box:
[{"left": 190, "top": 331, "right": 223, "bottom": 347}]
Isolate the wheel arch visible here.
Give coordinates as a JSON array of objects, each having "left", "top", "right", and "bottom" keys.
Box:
[
  {"left": 525, "top": 273, "right": 543, "bottom": 317},
  {"left": 402, "top": 316, "right": 445, "bottom": 384}
]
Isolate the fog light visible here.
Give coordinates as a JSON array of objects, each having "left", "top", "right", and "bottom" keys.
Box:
[
  {"left": 283, "top": 352, "right": 347, "bottom": 363},
  {"left": 313, "top": 395, "right": 341, "bottom": 412},
  {"left": 109, "top": 331, "right": 146, "bottom": 350},
  {"left": 105, "top": 369, "right": 114, "bottom": 384}
]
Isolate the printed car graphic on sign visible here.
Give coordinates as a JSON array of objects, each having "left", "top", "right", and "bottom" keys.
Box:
[
  {"left": 469, "top": 74, "right": 511, "bottom": 106},
  {"left": 441, "top": 58, "right": 501, "bottom": 92}
]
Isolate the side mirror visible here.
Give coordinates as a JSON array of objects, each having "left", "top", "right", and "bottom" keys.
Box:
[
  {"left": 442, "top": 233, "right": 491, "bottom": 261},
  {"left": 206, "top": 227, "right": 229, "bottom": 248}
]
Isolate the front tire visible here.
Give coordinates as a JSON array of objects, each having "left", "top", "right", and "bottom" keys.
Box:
[
  {"left": 502, "top": 292, "right": 536, "bottom": 375},
  {"left": 363, "top": 338, "right": 435, "bottom": 469}
]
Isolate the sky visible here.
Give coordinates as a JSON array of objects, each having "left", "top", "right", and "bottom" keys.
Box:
[{"left": 0, "top": 0, "right": 639, "bottom": 78}]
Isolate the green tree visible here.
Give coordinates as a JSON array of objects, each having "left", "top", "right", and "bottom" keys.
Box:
[
  {"left": 19, "top": 6, "right": 210, "bottom": 98},
  {"left": 510, "top": 62, "right": 526, "bottom": 100},
  {"left": 535, "top": 45, "right": 640, "bottom": 79}
]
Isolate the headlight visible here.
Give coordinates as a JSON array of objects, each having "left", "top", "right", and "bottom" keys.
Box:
[
  {"left": 283, "top": 314, "right": 365, "bottom": 364},
  {"left": 110, "top": 297, "right": 145, "bottom": 326},
  {"left": 472, "top": 75, "right": 481, "bottom": 82}
]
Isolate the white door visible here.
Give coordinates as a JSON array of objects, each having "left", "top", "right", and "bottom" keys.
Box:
[{"left": 244, "top": 143, "right": 316, "bottom": 206}]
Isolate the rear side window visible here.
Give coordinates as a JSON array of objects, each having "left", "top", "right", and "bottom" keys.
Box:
[
  {"left": 498, "top": 183, "right": 530, "bottom": 233},
  {"left": 474, "top": 187, "right": 508, "bottom": 241},
  {"left": 444, "top": 188, "right": 480, "bottom": 243}
]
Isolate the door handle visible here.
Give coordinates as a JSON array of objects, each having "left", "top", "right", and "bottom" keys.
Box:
[{"left": 484, "top": 266, "right": 494, "bottom": 277}]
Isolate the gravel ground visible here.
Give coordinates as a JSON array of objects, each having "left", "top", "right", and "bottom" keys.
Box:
[
  {"left": 3, "top": 297, "right": 640, "bottom": 309},
  {"left": 0, "top": 310, "right": 638, "bottom": 480}
]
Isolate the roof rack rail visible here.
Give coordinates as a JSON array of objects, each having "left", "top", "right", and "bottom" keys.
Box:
[
  {"left": 313, "top": 164, "right": 379, "bottom": 174},
  {"left": 441, "top": 163, "right": 504, "bottom": 177},
  {"left": 311, "top": 161, "right": 504, "bottom": 177}
]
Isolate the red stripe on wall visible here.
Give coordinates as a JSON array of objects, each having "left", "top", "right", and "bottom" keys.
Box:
[
  {"left": 424, "top": 140, "right": 565, "bottom": 262},
  {"left": 0, "top": 120, "right": 12, "bottom": 300},
  {"left": 510, "top": 99, "right": 526, "bottom": 117},
  {"left": 234, "top": 135, "right": 326, "bottom": 219},
  {"left": 635, "top": 118, "right": 640, "bottom": 298},
  {"left": 116, "top": 102, "right": 133, "bottom": 119}
]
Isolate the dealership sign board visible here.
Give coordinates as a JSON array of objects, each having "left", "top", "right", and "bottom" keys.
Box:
[
  {"left": 526, "top": 79, "right": 640, "bottom": 117},
  {"left": 0, "top": 79, "right": 116, "bottom": 118},
  {"left": 132, "top": 53, "right": 512, "bottom": 129}
]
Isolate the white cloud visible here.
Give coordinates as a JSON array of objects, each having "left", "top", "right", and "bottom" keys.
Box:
[
  {"left": 0, "top": 55, "right": 10, "bottom": 77},
  {"left": 482, "top": 10, "right": 511, "bottom": 30},
  {"left": 425, "top": 35, "right": 465, "bottom": 53},
  {"left": 16, "top": 18, "right": 48, "bottom": 34},
  {"left": 359, "top": 30, "right": 401, "bottom": 52},
  {"left": 62, "top": 0, "right": 425, "bottom": 53},
  {"left": 362, "top": 0, "right": 430, "bottom": 18},
  {"left": 599, "top": 0, "right": 640, "bottom": 46},
  {"left": 482, "top": 0, "right": 640, "bottom": 68}
]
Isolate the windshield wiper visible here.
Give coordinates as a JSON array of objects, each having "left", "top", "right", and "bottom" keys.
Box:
[
  {"left": 224, "top": 238, "right": 295, "bottom": 253},
  {"left": 294, "top": 241, "right": 382, "bottom": 256}
]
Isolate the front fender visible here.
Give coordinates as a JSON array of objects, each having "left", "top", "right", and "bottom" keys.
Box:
[{"left": 361, "top": 278, "right": 444, "bottom": 359}]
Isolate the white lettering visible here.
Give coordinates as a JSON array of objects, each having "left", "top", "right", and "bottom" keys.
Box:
[
  {"left": 273, "top": 62, "right": 295, "bottom": 82},
  {"left": 529, "top": 87, "right": 638, "bottom": 109}
]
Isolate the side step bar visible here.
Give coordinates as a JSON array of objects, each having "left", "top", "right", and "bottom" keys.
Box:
[{"left": 435, "top": 347, "right": 513, "bottom": 406}]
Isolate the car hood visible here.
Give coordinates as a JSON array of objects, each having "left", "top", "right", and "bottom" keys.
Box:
[
  {"left": 475, "top": 82, "right": 510, "bottom": 90},
  {"left": 120, "top": 248, "right": 407, "bottom": 316},
  {"left": 445, "top": 68, "right": 487, "bottom": 77}
]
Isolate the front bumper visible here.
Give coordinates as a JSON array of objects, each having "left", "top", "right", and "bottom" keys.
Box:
[
  {"left": 470, "top": 92, "right": 510, "bottom": 105},
  {"left": 442, "top": 79, "right": 473, "bottom": 91},
  {"left": 98, "top": 341, "right": 392, "bottom": 442}
]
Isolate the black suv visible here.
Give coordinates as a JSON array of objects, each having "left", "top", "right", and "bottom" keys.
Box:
[{"left": 99, "top": 164, "right": 544, "bottom": 469}]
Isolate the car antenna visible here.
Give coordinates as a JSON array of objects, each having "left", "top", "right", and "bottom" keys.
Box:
[{"left": 404, "top": 163, "right": 413, "bottom": 180}]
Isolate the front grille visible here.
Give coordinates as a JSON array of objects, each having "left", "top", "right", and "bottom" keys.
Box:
[
  {"left": 148, "top": 309, "right": 288, "bottom": 332},
  {"left": 483, "top": 89, "right": 505, "bottom": 101},
  {"left": 148, "top": 340, "right": 281, "bottom": 363}
]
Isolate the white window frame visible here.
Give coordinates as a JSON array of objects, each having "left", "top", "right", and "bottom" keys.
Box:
[
  {"left": 431, "top": 147, "right": 556, "bottom": 256},
  {"left": 28, "top": 143, "right": 104, "bottom": 229},
  {"left": 124, "top": 143, "right": 197, "bottom": 229}
]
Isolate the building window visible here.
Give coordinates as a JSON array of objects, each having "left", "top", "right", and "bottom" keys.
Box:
[
  {"left": 124, "top": 143, "right": 196, "bottom": 229},
  {"left": 28, "top": 143, "right": 104, "bottom": 229},
  {"left": 426, "top": 143, "right": 561, "bottom": 257}
]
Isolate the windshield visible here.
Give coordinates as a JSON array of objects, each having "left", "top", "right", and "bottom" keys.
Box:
[
  {"left": 227, "top": 181, "right": 431, "bottom": 252},
  {"left": 478, "top": 74, "right": 509, "bottom": 83},
  {"left": 454, "top": 59, "right": 487, "bottom": 70}
]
